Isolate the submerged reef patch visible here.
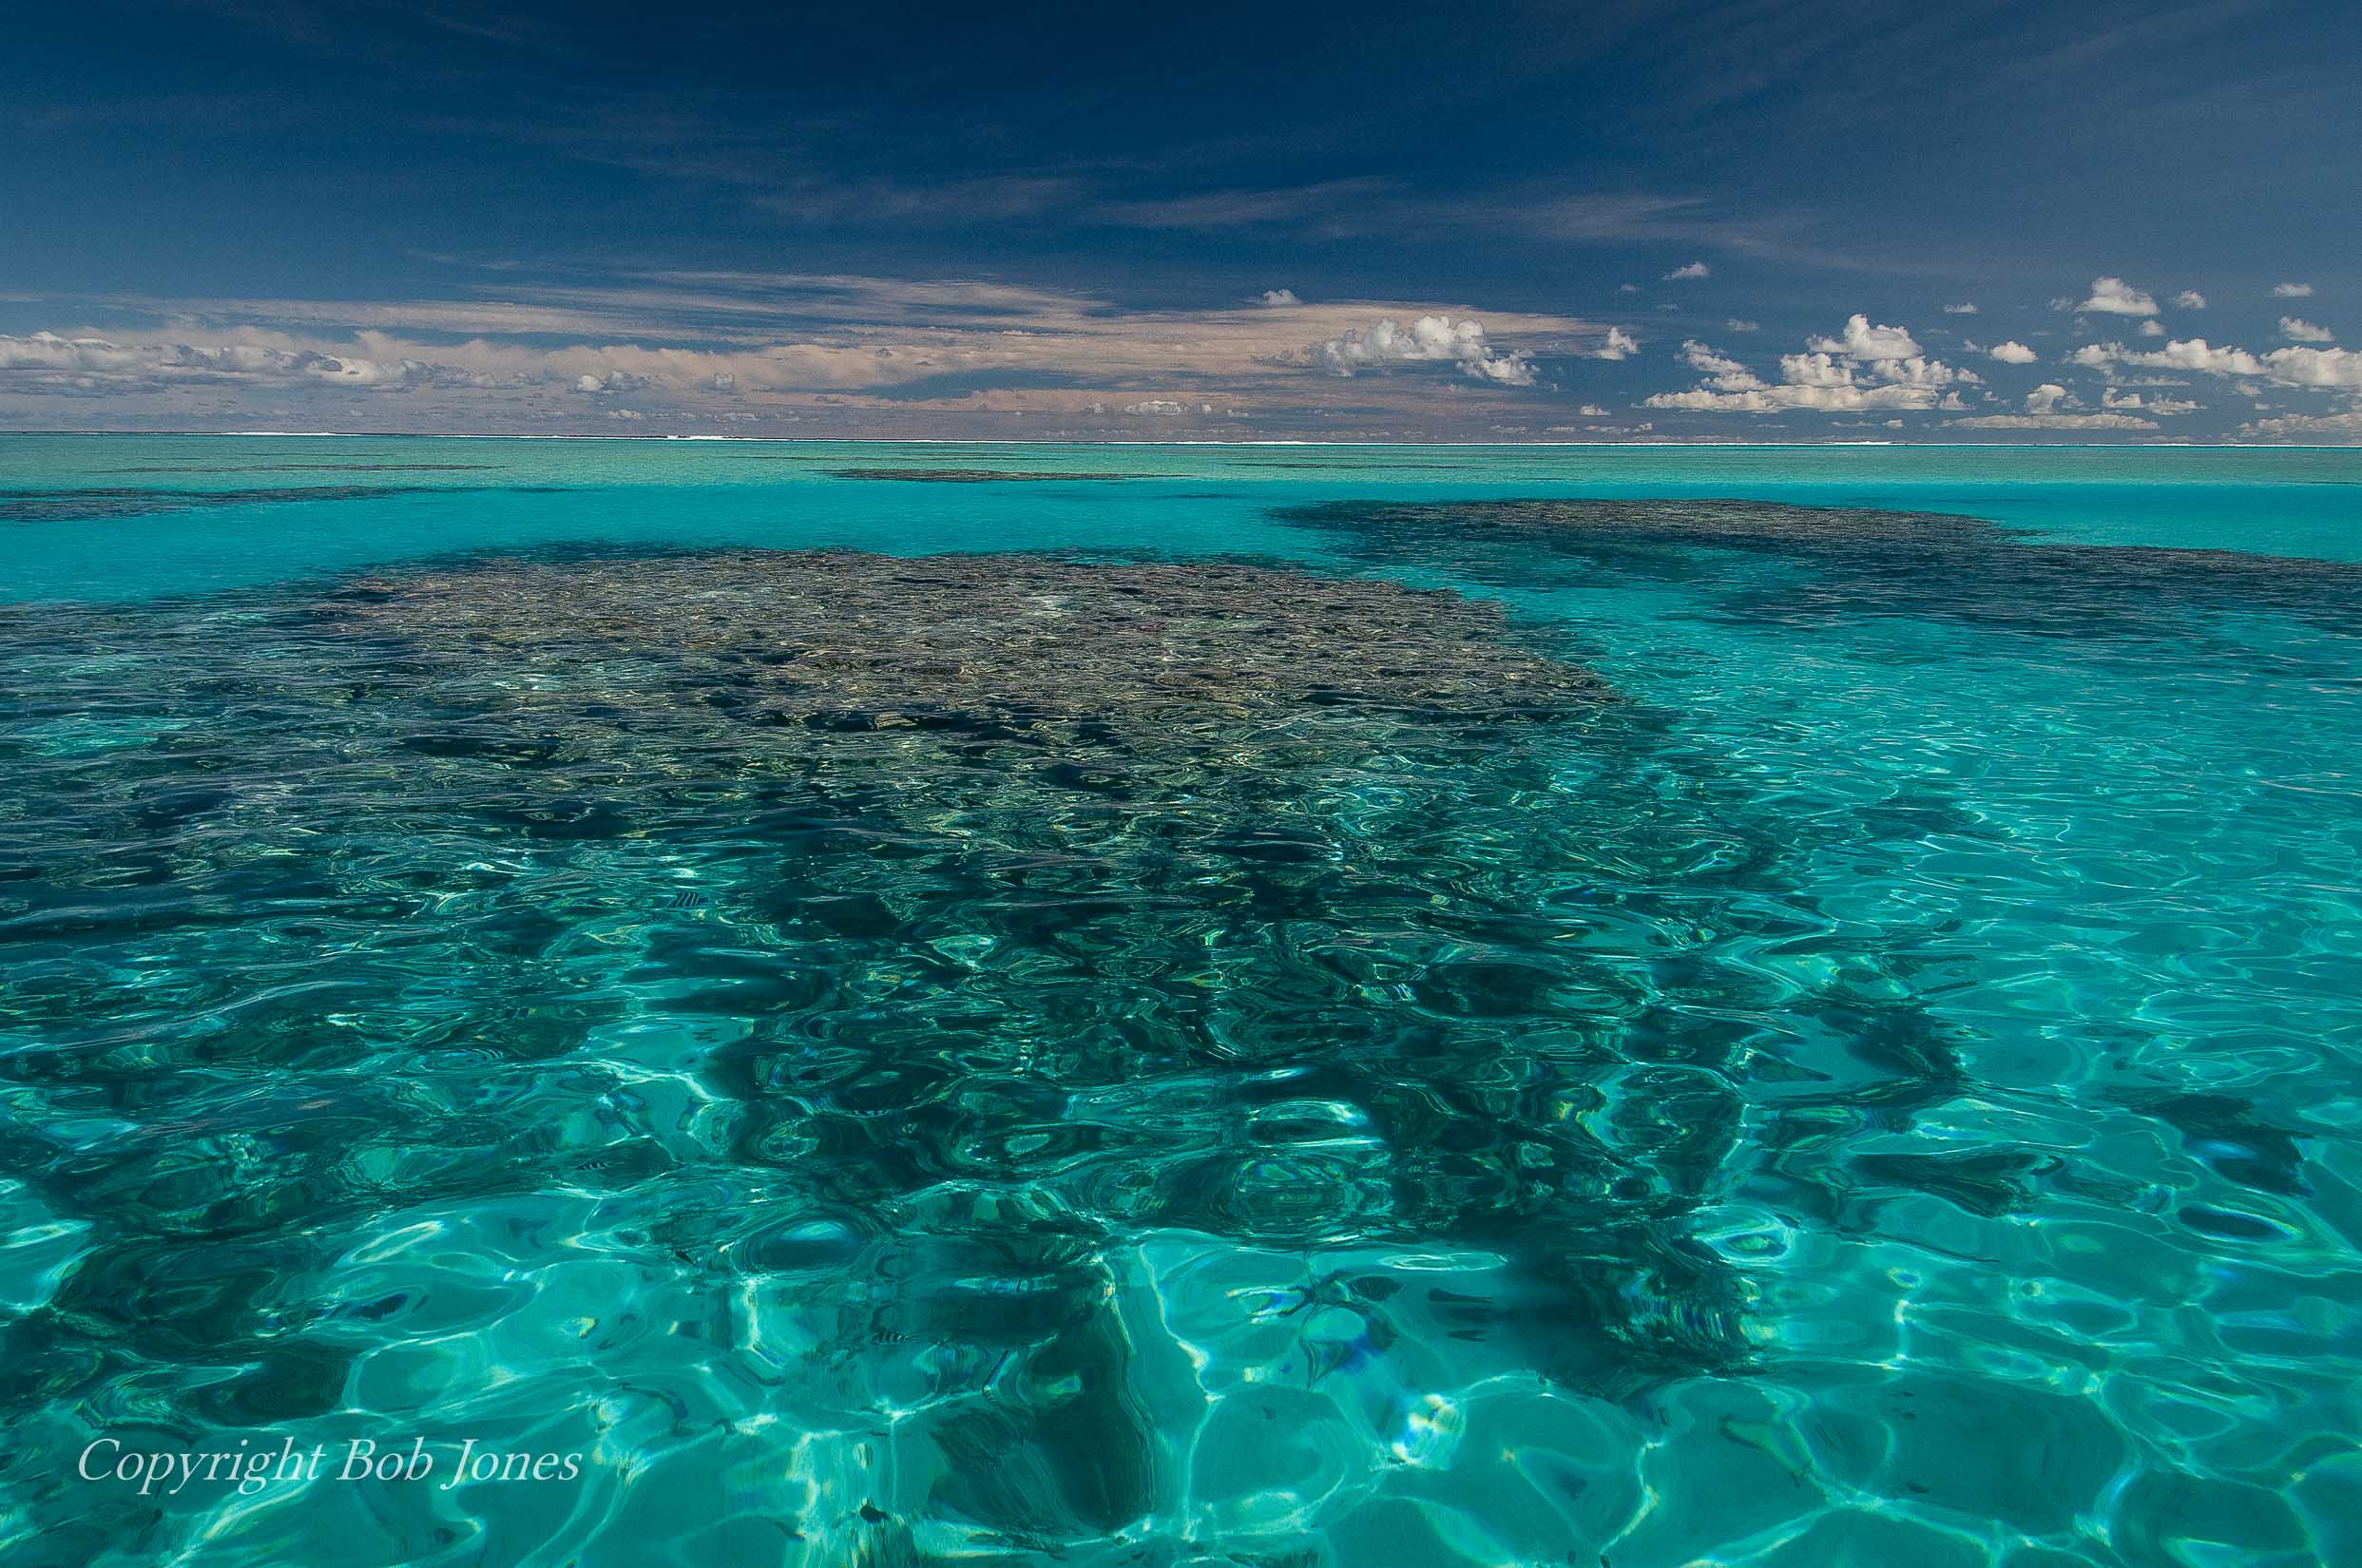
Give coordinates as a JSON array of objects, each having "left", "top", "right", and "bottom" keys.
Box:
[
  {"left": 323, "top": 547, "right": 1608, "bottom": 736},
  {"left": 1278, "top": 496, "right": 2362, "bottom": 642},
  {"left": 0, "top": 485, "right": 557, "bottom": 524},
  {"left": 10, "top": 546, "right": 1922, "bottom": 1558},
  {"left": 1285, "top": 495, "right": 2008, "bottom": 548}
]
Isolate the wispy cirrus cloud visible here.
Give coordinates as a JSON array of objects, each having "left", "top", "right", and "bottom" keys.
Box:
[
  {"left": 1085, "top": 179, "right": 1805, "bottom": 261},
  {"left": 1090, "top": 178, "right": 1397, "bottom": 231},
  {"left": 533, "top": 129, "right": 1819, "bottom": 264}
]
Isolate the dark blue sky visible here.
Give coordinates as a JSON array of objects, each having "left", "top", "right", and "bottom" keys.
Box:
[{"left": 5, "top": 0, "right": 2358, "bottom": 438}]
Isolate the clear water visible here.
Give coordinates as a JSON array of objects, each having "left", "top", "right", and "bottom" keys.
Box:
[{"left": 2, "top": 436, "right": 2359, "bottom": 1567}]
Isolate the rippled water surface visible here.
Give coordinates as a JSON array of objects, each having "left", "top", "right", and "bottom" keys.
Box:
[{"left": 3, "top": 438, "right": 2359, "bottom": 1567}]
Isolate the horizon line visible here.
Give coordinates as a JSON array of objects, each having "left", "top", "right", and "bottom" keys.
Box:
[{"left": 2, "top": 430, "right": 2355, "bottom": 450}]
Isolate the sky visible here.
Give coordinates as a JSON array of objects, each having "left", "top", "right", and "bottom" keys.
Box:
[{"left": 4, "top": 0, "right": 2359, "bottom": 441}]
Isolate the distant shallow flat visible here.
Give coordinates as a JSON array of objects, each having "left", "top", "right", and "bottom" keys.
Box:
[
  {"left": 823, "top": 467, "right": 1148, "bottom": 482},
  {"left": 104, "top": 463, "right": 503, "bottom": 474},
  {"left": 0, "top": 483, "right": 561, "bottom": 523}
]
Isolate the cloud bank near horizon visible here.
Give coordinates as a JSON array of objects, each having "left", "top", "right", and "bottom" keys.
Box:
[
  {"left": 5, "top": 267, "right": 2353, "bottom": 441},
  {"left": 0, "top": 277, "right": 1631, "bottom": 438}
]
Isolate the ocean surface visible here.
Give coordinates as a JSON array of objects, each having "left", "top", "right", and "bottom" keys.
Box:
[{"left": 2, "top": 435, "right": 2358, "bottom": 1568}]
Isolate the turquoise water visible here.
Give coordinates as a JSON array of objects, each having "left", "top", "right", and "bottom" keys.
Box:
[{"left": 3, "top": 436, "right": 2359, "bottom": 1566}]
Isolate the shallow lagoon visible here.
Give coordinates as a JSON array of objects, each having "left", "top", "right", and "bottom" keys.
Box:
[{"left": 2, "top": 438, "right": 2359, "bottom": 1567}]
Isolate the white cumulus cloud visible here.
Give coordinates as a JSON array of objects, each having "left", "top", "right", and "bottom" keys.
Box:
[
  {"left": 2102, "top": 389, "right": 2198, "bottom": 414},
  {"left": 2280, "top": 316, "right": 2335, "bottom": 343},
  {"left": 2174, "top": 291, "right": 2207, "bottom": 309},
  {"left": 1661, "top": 261, "right": 1710, "bottom": 280},
  {"left": 2258, "top": 344, "right": 2362, "bottom": 387},
  {"left": 2273, "top": 282, "right": 2314, "bottom": 297},
  {"left": 1942, "top": 302, "right": 1979, "bottom": 315},
  {"left": 1644, "top": 316, "right": 1972, "bottom": 414},
  {"left": 1314, "top": 315, "right": 1536, "bottom": 385},
  {"left": 2077, "top": 277, "right": 2160, "bottom": 316},
  {"left": 1679, "top": 339, "right": 1760, "bottom": 385},
  {"left": 1988, "top": 341, "right": 2039, "bottom": 364},
  {"left": 1810, "top": 314, "right": 1924, "bottom": 361},
  {"left": 2072, "top": 337, "right": 2362, "bottom": 390},
  {"left": 1587, "top": 326, "right": 1640, "bottom": 360},
  {"left": 2240, "top": 408, "right": 2362, "bottom": 441},
  {"left": 1259, "top": 288, "right": 1302, "bottom": 307}
]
